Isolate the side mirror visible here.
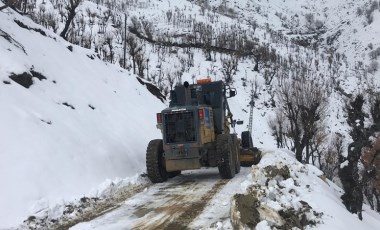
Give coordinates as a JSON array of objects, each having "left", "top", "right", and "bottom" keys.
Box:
[
  {"left": 229, "top": 88, "right": 237, "bottom": 98},
  {"left": 236, "top": 120, "right": 244, "bottom": 125}
]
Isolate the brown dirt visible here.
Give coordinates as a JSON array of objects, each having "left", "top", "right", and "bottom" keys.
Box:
[
  {"left": 230, "top": 193, "right": 261, "bottom": 229},
  {"left": 264, "top": 165, "right": 290, "bottom": 179},
  {"left": 318, "top": 175, "right": 330, "bottom": 186},
  {"left": 132, "top": 179, "right": 229, "bottom": 230},
  {"left": 24, "top": 184, "right": 148, "bottom": 230}
]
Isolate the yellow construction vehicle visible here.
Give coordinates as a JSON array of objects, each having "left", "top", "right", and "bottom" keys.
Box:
[{"left": 239, "top": 83, "right": 261, "bottom": 166}]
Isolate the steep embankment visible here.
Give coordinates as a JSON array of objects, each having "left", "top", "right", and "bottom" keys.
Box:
[
  {"left": 0, "top": 9, "right": 164, "bottom": 228},
  {"left": 230, "top": 150, "right": 380, "bottom": 230},
  {"left": 2, "top": 0, "right": 380, "bottom": 228}
]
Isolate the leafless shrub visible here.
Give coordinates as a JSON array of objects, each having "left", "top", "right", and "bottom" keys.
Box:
[
  {"left": 356, "top": 7, "right": 363, "bottom": 16},
  {"left": 366, "top": 10, "right": 374, "bottom": 24},
  {"left": 141, "top": 19, "right": 153, "bottom": 40},
  {"left": 321, "top": 134, "right": 343, "bottom": 180},
  {"left": 268, "top": 109, "right": 287, "bottom": 149},
  {"left": 368, "top": 61, "right": 379, "bottom": 74},
  {"left": 271, "top": 77, "right": 328, "bottom": 163},
  {"left": 129, "top": 16, "right": 141, "bottom": 33},
  {"left": 126, "top": 34, "right": 143, "bottom": 74},
  {"left": 220, "top": 55, "right": 239, "bottom": 84},
  {"left": 135, "top": 50, "right": 146, "bottom": 78},
  {"left": 369, "top": 47, "right": 380, "bottom": 60}
]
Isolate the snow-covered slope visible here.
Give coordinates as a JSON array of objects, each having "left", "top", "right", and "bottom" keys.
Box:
[
  {"left": 1, "top": 0, "right": 380, "bottom": 228},
  {"left": 0, "top": 9, "right": 164, "bottom": 228},
  {"left": 231, "top": 149, "right": 380, "bottom": 230},
  {"left": 0, "top": 2, "right": 271, "bottom": 227}
]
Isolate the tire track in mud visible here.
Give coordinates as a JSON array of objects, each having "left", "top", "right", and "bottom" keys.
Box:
[
  {"left": 70, "top": 169, "right": 235, "bottom": 230},
  {"left": 132, "top": 177, "right": 229, "bottom": 230}
]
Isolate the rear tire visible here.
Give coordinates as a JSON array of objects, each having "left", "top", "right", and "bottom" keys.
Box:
[
  {"left": 217, "top": 134, "right": 236, "bottom": 179},
  {"left": 146, "top": 139, "right": 168, "bottom": 183}
]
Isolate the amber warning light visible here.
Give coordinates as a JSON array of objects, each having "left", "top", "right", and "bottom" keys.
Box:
[{"left": 197, "top": 77, "right": 212, "bottom": 84}]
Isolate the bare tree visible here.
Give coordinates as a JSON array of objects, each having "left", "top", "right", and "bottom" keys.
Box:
[
  {"left": 220, "top": 55, "right": 239, "bottom": 84},
  {"left": 263, "top": 68, "right": 276, "bottom": 86},
  {"left": 246, "top": 17, "right": 258, "bottom": 34},
  {"left": 104, "top": 32, "right": 115, "bottom": 63},
  {"left": 252, "top": 44, "right": 270, "bottom": 72},
  {"left": 268, "top": 108, "right": 287, "bottom": 149},
  {"left": 135, "top": 51, "right": 146, "bottom": 78},
  {"left": 0, "top": 0, "right": 25, "bottom": 12},
  {"left": 166, "top": 71, "right": 175, "bottom": 90},
  {"left": 60, "top": 0, "right": 82, "bottom": 40},
  {"left": 129, "top": 16, "right": 141, "bottom": 33},
  {"left": 141, "top": 19, "right": 154, "bottom": 40},
  {"left": 46, "top": 11, "right": 59, "bottom": 33},
  {"left": 339, "top": 94, "right": 368, "bottom": 220},
  {"left": 274, "top": 77, "right": 328, "bottom": 163},
  {"left": 321, "top": 133, "right": 343, "bottom": 180},
  {"left": 126, "top": 34, "right": 143, "bottom": 74},
  {"left": 0, "top": 0, "right": 12, "bottom": 11}
]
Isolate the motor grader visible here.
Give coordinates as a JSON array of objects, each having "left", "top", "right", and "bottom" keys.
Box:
[{"left": 146, "top": 78, "right": 259, "bottom": 183}]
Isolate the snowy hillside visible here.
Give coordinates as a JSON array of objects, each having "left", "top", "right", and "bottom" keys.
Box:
[
  {"left": 19, "top": 150, "right": 380, "bottom": 230},
  {"left": 0, "top": 8, "right": 164, "bottom": 228},
  {"left": 1, "top": 0, "right": 380, "bottom": 229},
  {"left": 230, "top": 149, "right": 380, "bottom": 230}
]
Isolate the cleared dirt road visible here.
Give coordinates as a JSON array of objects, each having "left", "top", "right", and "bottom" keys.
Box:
[{"left": 70, "top": 167, "right": 251, "bottom": 230}]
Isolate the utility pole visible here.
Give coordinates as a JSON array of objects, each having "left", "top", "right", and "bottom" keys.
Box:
[
  {"left": 248, "top": 82, "right": 255, "bottom": 135},
  {"left": 123, "top": 13, "right": 127, "bottom": 69}
]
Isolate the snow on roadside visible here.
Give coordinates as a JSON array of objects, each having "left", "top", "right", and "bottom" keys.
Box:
[
  {"left": 189, "top": 167, "right": 252, "bottom": 229},
  {"left": 2, "top": 0, "right": 380, "bottom": 228},
  {"left": 231, "top": 149, "right": 380, "bottom": 230},
  {"left": 20, "top": 174, "right": 151, "bottom": 230},
  {"left": 0, "top": 8, "right": 164, "bottom": 228}
]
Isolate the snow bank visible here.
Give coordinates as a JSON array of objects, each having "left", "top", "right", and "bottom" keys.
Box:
[
  {"left": 22, "top": 174, "right": 151, "bottom": 229},
  {"left": 0, "top": 10, "right": 164, "bottom": 228},
  {"left": 233, "top": 149, "right": 380, "bottom": 229}
]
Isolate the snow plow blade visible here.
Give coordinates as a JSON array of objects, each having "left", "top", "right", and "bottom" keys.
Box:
[{"left": 240, "top": 147, "right": 261, "bottom": 166}]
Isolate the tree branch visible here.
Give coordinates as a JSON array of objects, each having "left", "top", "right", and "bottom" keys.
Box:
[
  {"left": 0, "top": 1, "right": 24, "bottom": 15},
  {"left": 0, "top": 2, "right": 11, "bottom": 11}
]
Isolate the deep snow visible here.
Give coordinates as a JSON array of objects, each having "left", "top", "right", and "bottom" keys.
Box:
[
  {"left": 239, "top": 149, "right": 380, "bottom": 230},
  {"left": 1, "top": 0, "right": 380, "bottom": 228},
  {"left": 0, "top": 8, "right": 164, "bottom": 228}
]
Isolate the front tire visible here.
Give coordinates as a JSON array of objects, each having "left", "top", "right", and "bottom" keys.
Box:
[
  {"left": 232, "top": 134, "right": 241, "bottom": 174},
  {"left": 217, "top": 134, "right": 236, "bottom": 179},
  {"left": 146, "top": 139, "right": 168, "bottom": 183}
]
